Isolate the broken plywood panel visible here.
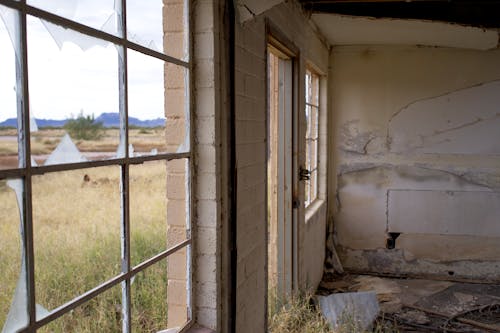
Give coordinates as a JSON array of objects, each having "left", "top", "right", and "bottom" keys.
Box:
[{"left": 388, "top": 190, "right": 500, "bottom": 237}]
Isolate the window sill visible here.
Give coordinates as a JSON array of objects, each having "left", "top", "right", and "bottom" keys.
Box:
[
  {"left": 186, "top": 326, "right": 215, "bottom": 333},
  {"left": 305, "top": 198, "right": 326, "bottom": 223},
  {"left": 163, "top": 325, "right": 215, "bottom": 333}
]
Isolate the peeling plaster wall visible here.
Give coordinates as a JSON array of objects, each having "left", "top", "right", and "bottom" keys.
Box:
[{"left": 330, "top": 45, "right": 500, "bottom": 281}]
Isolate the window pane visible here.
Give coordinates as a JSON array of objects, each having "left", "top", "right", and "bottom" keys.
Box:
[
  {"left": 127, "top": 0, "right": 189, "bottom": 61},
  {"left": 27, "top": 16, "right": 122, "bottom": 165},
  {"left": 0, "top": 6, "right": 20, "bottom": 170},
  {"left": 312, "top": 73, "right": 319, "bottom": 106},
  {"left": 32, "top": 166, "right": 121, "bottom": 310},
  {"left": 27, "top": 0, "right": 120, "bottom": 36},
  {"left": 311, "top": 106, "right": 319, "bottom": 139},
  {"left": 37, "top": 284, "right": 122, "bottom": 332},
  {"left": 310, "top": 139, "right": 318, "bottom": 171},
  {"left": 130, "top": 160, "right": 167, "bottom": 266},
  {"left": 305, "top": 71, "right": 312, "bottom": 103},
  {"left": 130, "top": 159, "right": 189, "bottom": 266},
  {"left": 310, "top": 170, "right": 317, "bottom": 203},
  {"left": 305, "top": 105, "right": 311, "bottom": 139},
  {"left": 127, "top": 50, "right": 166, "bottom": 157},
  {"left": 128, "top": 51, "right": 189, "bottom": 155},
  {"left": 131, "top": 259, "right": 168, "bottom": 332},
  {"left": 0, "top": 179, "right": 28, "bottom": 332}
]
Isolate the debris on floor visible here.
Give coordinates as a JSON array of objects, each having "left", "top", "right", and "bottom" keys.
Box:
[
  {"left": 317, "top": 291, "right": 380, "bottom": 331},
  {"left": 318, "top": 273, "right": 500, "bottom": 332}
]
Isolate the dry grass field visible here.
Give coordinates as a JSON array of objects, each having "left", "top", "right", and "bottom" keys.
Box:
[{"left": 0, "top": 128, "right": 183, "bottom": 332}]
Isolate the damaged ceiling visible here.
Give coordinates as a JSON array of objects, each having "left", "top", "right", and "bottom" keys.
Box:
[
  {"left": 311, "top": 14, "right": 499, "bottom": 50},
  {"left": 300, "top": 0, "right": 500, "bottom": 28},
  {"left": 237, "top": 0, "right": 500, "bottom": 49}
]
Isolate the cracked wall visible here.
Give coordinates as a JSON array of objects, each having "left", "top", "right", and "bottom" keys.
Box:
[{"left": 329, "top": 45, "right": 500, "bottom": 281}]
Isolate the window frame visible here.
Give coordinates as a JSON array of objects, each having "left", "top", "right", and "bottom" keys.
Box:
[
  {"left": 0, "top": 0, "right": 193, "bottom": 332},
  {"left": 304, "top": 66, "right": 320, "bottom": 208}
]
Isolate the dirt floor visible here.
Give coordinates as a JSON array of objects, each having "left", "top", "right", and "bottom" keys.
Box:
[{"left": 318, "top": 274, "right": 500, "bottom": 332}]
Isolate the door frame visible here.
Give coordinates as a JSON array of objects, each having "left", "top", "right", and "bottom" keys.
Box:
[{"left": 265, "top": 19, "right": 300, "bottom": 321}]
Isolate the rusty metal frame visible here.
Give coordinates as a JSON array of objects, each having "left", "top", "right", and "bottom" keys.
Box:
[{"left": 0, "top": 0, "right": 194, "bottom": 332}]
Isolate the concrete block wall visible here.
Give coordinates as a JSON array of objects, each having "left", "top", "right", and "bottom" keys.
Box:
[
  {"left": 234, "top": 2, "right": 329, "bottom": 332},
  {"left": 164, "top": 0, "right": 189, "bottom": 327},
  {"left": 192, "top": 0, "right": 224, "bottom": 330},
  {"left": 164, "top": 0, "right": 225, "bottom": 330},
  {"left": 330, "top": 45, "right": 500, "bottom": 281}
]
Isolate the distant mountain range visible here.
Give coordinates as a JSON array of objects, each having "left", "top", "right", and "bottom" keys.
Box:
[{"left": 0, "top": 112, "right": 165, "bottom": 128}]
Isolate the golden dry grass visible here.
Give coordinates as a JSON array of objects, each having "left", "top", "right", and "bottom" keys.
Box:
[
  {"left": 268, "top": 292, "right": 400, "bottom": 333},
  {"left": 0, "top": 128, "right": 167, "bottom": 157},
  {"left": 0, "top": 160, "right": 183, "bottom": 332}
]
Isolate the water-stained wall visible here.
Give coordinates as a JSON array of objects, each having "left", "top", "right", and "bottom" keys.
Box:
[{"left": 329, "top": 45, "right": 500, "bottom": 281}]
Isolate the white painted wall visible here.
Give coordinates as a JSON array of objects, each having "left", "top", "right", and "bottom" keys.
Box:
[{"left": 330, "top": 45, "right": 500, "bottom": 281}]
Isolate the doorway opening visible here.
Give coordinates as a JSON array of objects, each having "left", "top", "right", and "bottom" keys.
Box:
[{"left": 267, "top": 43, "right": 295, "bottom": 316}]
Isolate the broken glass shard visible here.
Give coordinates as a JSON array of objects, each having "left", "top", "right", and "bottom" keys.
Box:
[
  {"left": 27, "top": 0, "right": 120, "bottom": 36},
  {"left": 0, "top": 6, "right": 19, "bottom": 170},
  {"left": 0, "top": 179, "right": 27, "bottom": 332}
]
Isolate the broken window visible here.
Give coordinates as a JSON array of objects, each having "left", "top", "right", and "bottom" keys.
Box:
[
  {"left": 0, "top": 0, "right": 191, "bottom": 332},
  {"left": 305, "top": 68, "right": 320, "bottom": 207}
]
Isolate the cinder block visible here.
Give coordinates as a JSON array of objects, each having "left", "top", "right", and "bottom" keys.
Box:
[
  {"left": 167, "top": 304, "right": 188, "bottom": 328},
  {"left": 168, "top": 279, "right": 187, "bottom": 305},
  {"left": 235, "top": 142, "right": 265, "bottom": 168},
  {"left": 165, "top": 88, "right": 187, "bottom": 118},
  {"left": 195, "top": 116, "right": 216, "bottom": 144},
  {"left": 235, "top": 70, "right": 245, "bottom": 96},
  {"left": 167, "top": 199, "right": 187, "bottom": 226},
  {"left": 236, "top": 179, "right": 265, "bottom": 204},
  {"left": 236, "top": 120, "right": 266, "bottom": 144},
  {"left": 167, "top": 249, "right": 187, "bottom": 280},
  {"left": 195, "top": 144, "right": 217, "bottom": 173},
  {"left": 167, "top": 225, "right": 187, "bottom": 246},
  {"left": 195, "top": 59, "right": 215, "bottom": 88},
  {"left": 164, "top": 32, "right": 186, "bottom": 60},
  {"left": 166, "top": 174, "right": 186, "bottom": 200},
  {"left": 243, "top": 29, "right": 265, "bottom": 59},
  {"left": 196, "top": 172, "right": 217, "bottom": 200},
  {"left": 194, "top": 2, "right": 213, "bottom": 32},
  {"left": 163, "top": 3, "right": 185, "bottom": 33},
  {"left": 196, "top": 307, "right": 218, "bottom": 330},
  {"left": 244, "top": 74, "right": 265, "bottom": 100},
  {"left": 165, "top": 64, "right": 186, "bottom": 89},
  {"left": 238, "top": 164, "right": 265, "bottom": 189},
  {"left": 197, "top": 226, "right": 217, "bottom": 255},
  {"left": 235, "top": 96, "right": 265, "bottom": 121},
  {"left": 235, "top": 46, "right": 265, "bottom": 76},
  {"left": 195, "top": 31, "right": 214, "bottom": 60},
  {"left": 195, "top": 281, "right": 217, "bottom": 308},
  {"left": 196, "top": 199, "right": 218, "bottom": 227},
  {"left": 166, "top": 159, "right": 187, "bottom": 174},
  {"left": 195, "top": 88, "right": 215, "bottom": 118},
  {"left": 196, "top": 254, "right": 217, "bottom": 283},
  {"left": 242, "top": 245, "right": 265, "bottom": 279},
  {"left": 165, "top": 119, "right": 187, "bottom": 145}
]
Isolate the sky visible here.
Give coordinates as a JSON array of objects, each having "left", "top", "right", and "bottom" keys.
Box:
[{"left": 0, "top": 0, "right": 180, "bottom": 122}]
